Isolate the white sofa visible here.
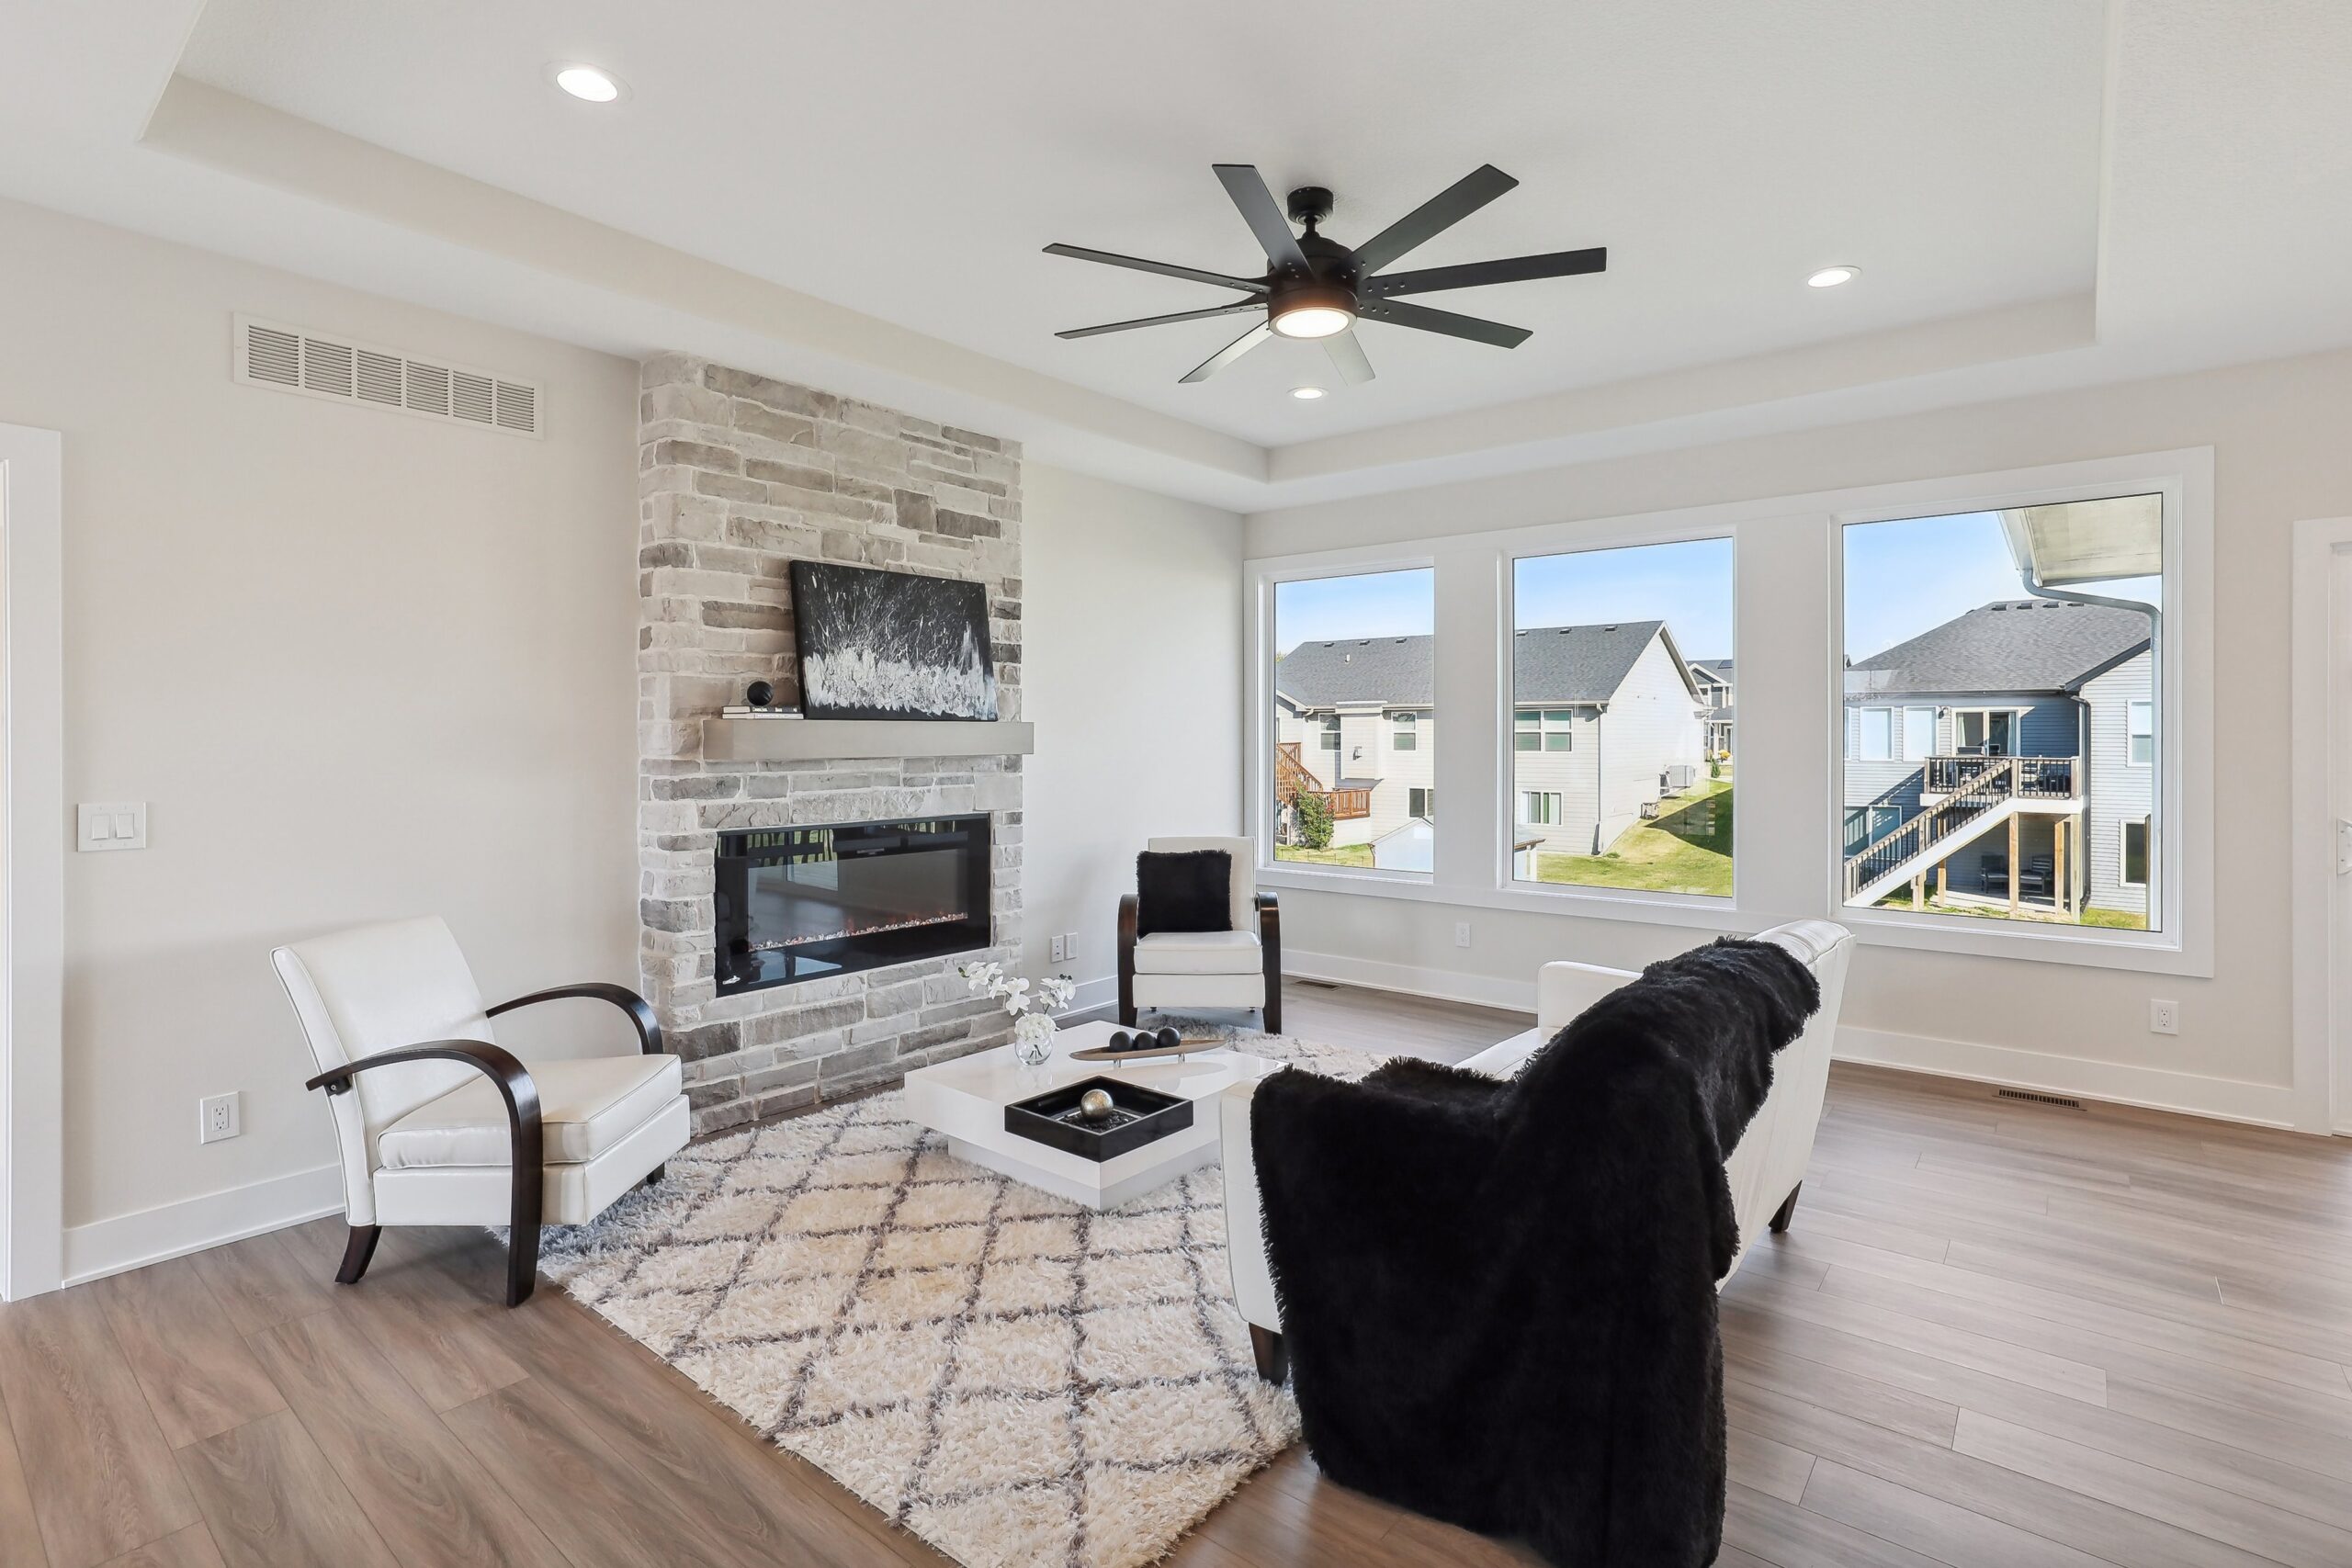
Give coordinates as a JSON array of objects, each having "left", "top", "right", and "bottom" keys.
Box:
[{"left": 1221, "top": 919, "right": 1851, "bottom": 1378}]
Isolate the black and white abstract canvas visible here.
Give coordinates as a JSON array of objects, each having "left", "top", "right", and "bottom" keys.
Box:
[{"left": 788, "top": 560, "right": 999, "bottom": 721}]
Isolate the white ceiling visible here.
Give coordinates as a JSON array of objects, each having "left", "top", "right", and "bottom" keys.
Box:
[
  {"left": 1, "top": 2, "right": 2350, "bottom": 510},
  {"left": 175, "top": 0, "right": 2104, "bottom": 447}
]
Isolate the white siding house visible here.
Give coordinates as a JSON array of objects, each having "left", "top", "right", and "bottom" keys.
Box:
[{"left": 1277, "top": 622, "right": 1705, "bottom": 859}]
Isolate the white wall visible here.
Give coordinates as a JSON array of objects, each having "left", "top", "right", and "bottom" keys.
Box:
[
  {"left": 1249, "top": 347, "right": 2352, "bottom": 1127},
  {"left": 1022, "top": 465, "right": 1244, "bottom": 1007},
  {"left": 0, "top": 201, "right": 640, "bottom": 1280}
]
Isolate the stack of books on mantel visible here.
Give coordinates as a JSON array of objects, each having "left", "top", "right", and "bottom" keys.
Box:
[{"left": 720, "top": 705, "right": 803, "bottom": 718}]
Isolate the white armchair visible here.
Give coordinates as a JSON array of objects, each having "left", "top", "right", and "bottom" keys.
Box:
[
  {"left": 273, "top": 916, "right": 690, "bottom": 1305},
  {"left": 1222, "top": 919, "right": 1851, "bottom": 1380},
  {"left": 1118, "top": 836, "right": 1281, "bottom": 1033}
]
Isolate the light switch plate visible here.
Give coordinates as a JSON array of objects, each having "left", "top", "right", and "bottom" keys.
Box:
[{"left": 77, "top": 801, "right": 148, "bottom": 852}]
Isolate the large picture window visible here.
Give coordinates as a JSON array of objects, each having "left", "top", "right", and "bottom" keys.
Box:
[
  {"left": 1840, "top": 494, "right": 2162, "bottom": 931},
  {"left": 1272, "top": 569, "right": 1434, "bottom": 874},
  {"left": 1510, "top": 538, "right": 1731, "bottom": 897}
]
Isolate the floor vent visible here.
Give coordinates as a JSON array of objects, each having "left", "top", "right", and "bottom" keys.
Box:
[
  {"left": 234, "top": 314, "right": 541, "bottom": 438},
  {"left": 1996, "top": 1088, "right": 2085, "bottom": 1111}
]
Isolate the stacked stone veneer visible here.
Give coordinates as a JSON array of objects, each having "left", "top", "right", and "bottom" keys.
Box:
[{"left": 636, "top": 354, "right": 1023, "bottom": 1134}]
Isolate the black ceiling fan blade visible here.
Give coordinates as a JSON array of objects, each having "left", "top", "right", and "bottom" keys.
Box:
[
  {"left": 1056, "top": 299, "right": 1267, "bottom": 340},
  {"left": 1212, "top": 164, "right": 1311, "bottom": 275},
  {"left": 1323, "top": 330, "right": 1374, "bottom": 385},
  {"left": 1179, "top": 321, "right": 1273, "bottom": 383},
  {"left": 1358, "top": 298, "right": 1532, "bottom": 349},
  {"left": 1352, "top": 164, "right": 1520, "bottom": 276},
  {"left": 1042, "top": 243, "right": 1266, "bottom": 293},
  {"left": 1367, "top": 247, "right": 1608, "bottom": 299}
]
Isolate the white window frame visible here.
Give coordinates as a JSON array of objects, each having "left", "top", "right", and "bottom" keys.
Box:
[
  {"left": 1316, "top": 713, "right": 1340, "bottom": 751},
  {"left": 1409, "top": 786, "right": 1434, "bottom": 819},
  {"left": 2127, "top": 699, "right": 2154, "bottom": 769},
  {"left": 2120, "top": 817, "right": 2150, "bottom": 887},
  {"left": 1951, "top": 706, "right": 2024, "bottom": 756},
  {"left": 1512, "top": 706, "right": 1576, "bottom": 752},
  {"left": 1243, "top": 447, "right": 2210, "bottom": 970},
  {"left": 1902, "top": 705, "right": 1936, "bottom": 762},
  {"left": 1827, "top": 451, "right": 2210, "bottom": 975},
  {"left": 1391, "top": 710, "right": 1418, "bottom": 750},
  {"left": 1857, "top": 706, "right": 1894, "bottom": 761},
  {"left": 1517, "top": 790, "right": 1563, "bottom": 826}
]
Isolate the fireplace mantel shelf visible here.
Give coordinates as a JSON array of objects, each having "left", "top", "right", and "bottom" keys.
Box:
[{"left": 702, "top": 716, "right": 1035, "bottom": 763}]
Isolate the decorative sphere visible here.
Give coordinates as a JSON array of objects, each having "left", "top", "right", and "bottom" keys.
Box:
[
  {"left": 745, "top": 679, "right": 775, "bottom": 706},
  {"left": 1157, "top": 1027, "right": 1182, "bottom": 1051},
  {"left": 1106, "top": 1030, "right": 1131, "bottom": 1052},
  {"left": 1078, "top": 1088, "right": 1115, "bottom": 1121}
]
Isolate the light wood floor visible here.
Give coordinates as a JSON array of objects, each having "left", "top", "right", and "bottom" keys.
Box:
[{"left": 5, "top": 978, "right": 2352, "bottom": 1567}]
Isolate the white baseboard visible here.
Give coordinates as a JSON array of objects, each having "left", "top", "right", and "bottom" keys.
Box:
[
  {"left": 1834, "top": 1024, "right": 2304, "bottom": 1131},
  {"left": 1283, "top": 951, "right": 2305, "bottom": 1134},
  {"left": 62, "top": 1162, "right": 344, "bottom": 1289},
  {"left": 1282, "top": 949, "right": 1538, "bottom": 1015}
]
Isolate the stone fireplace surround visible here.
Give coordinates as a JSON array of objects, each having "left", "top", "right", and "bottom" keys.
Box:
[{"left": 637, "top": 354, "right": 1023, "bottom": 1134}]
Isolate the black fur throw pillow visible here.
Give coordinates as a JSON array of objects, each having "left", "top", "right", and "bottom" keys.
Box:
[{"left": 1136, "top": 850, "right": 1232, "bottom": 937}]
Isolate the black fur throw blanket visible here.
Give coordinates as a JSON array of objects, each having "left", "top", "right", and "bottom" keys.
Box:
[{"left": 1250, "top": 937, "right": 1820, "bottom": 1568}]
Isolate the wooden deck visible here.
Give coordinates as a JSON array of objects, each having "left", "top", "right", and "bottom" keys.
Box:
[{"left": 2, "top": 980, "right": 2348, "bottom": 1567}]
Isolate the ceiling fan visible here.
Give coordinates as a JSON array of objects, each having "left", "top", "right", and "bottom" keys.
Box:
[{"left": 1045, "top": 164, "right": 1605, "bottom": 385}]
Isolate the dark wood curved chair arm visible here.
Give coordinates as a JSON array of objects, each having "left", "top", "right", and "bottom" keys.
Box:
[
  {"left": 487, "top": 982, "right": 663, "bottom": 1055},
  {"left": 304, "top": 1040, "right": 546, "bottom": 1307},
  {"left": 1116, "top": 894, "right": 1140, "bottom": 1026},
  {"left": 1256, "top": 892, "right": 1282, "bottom": 1032}
]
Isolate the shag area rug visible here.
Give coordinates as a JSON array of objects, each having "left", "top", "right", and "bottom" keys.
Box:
[{"left": 535, "top": 1037, "right": 1379, "bottom": 1568}]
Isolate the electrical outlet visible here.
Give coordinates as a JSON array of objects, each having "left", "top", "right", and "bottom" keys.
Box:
[
  {"left": 198, "top": 1091, "right": 242, "bottom": 1145},
  {"left": 1454, "top": 920, "right": 1472, "bottom": 949},
  {"left": 1049, "top": 934, "right": 1066, "bottom": 963},
  {"left": 2149, "top": 998, "right": 2180, "bottom": 1036}
]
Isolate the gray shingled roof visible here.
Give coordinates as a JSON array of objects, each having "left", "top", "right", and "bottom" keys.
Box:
[
  {"left": 1848, "top": 599, "right": 2151, "bottom": 696},
  {"left": 1690, "top": 659, "right": 1733, "bottom": 682},
  {"left": 1277, "top": 622, "right": 1682, "bottom": 706}
]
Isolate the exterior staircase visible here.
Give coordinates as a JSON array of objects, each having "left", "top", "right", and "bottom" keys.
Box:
[{"left": 1843, "top": 758, "right": 2023, "bottom": 907}]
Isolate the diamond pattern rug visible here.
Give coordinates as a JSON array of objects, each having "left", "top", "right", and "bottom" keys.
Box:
[{"left": 534, "top": 1038, "right": 1380, "bottom": 1568}]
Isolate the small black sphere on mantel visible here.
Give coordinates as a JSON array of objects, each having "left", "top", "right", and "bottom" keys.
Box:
[
  {"left": 745, "top": 680, "right": 775, "bottom": 707},
  {"left": 1157, "top": 1027, "right": 1182, "bottom": 1051}
]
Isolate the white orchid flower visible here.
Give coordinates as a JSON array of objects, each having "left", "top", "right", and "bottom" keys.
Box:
[{"left": 998, "top": 976, "right": 1032, "bottom": 1016}]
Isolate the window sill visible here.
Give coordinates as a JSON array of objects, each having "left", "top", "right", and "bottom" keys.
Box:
[
  {"left": 1838, "top": 904, "right": 2211, "bottom": 976},
  {"left": 1256, "top": 864, "right": 1765, "bottom": 932}
]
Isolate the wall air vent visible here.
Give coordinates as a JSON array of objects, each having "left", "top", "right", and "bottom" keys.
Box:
[{"left": 232, "top": 314, "right": 542, "bottom": 439}]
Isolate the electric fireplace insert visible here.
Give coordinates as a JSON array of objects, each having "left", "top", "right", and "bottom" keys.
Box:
[{"left": 713, "top": 814, "right": 991, "bottom": 996}]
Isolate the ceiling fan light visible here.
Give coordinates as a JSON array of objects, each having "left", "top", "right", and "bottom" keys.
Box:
[
  {"left": 1272, "top": 305, "right": 1355, "bottom": 339},
  {"left": 1806, "top": 265, "right": 1860, "bottom": 288}
]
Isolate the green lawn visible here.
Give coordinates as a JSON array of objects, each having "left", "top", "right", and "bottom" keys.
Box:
[
  {"left": 1532, "top": 778, "right": 1733, "bottom": 896},
  {"left": 1871, "top": 891, "right": 2150, "bottom": 931},
  {"left": 1273, "top": 842, "right": 1374, "bottom": 868}
]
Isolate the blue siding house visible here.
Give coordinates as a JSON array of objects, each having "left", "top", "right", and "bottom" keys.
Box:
[{"left": 1842, "top": 598, "right": 2154, "bottom": 925}]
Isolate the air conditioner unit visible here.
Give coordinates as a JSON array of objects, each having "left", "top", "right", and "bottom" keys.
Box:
[{"left": 1665, "top": 763, "right": 1698, "bottom": 790}]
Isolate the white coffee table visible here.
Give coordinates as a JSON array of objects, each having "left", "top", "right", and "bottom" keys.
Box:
[{"left": 902, "top": 1021, "right": 1283, "bottom": 1209}]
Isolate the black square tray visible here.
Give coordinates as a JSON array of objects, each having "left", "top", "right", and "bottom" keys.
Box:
[{"left": 1003, "top": 1076, "right": 1194, "bottom": 1163}]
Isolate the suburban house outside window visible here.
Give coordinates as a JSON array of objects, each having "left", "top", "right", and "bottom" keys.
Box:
[
  {"left": 1272, "top": 568, "right": 1436, "bottom": 874},
  {"left": 1510, "top": 538, "right": 1730, "bottom": 897},
  {"left": 1840, "top": 493, "right": 2163, "bottom": 931}
]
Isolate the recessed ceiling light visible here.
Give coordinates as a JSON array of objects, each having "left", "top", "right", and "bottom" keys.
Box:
[
  {"left": 1290, "top": 386, "right": 1329, "bottom": 400},
  {"left": 1807, "top": 265, "right": 1860, "bottom": 288},
  {"left": 552, "top": 63, "right": 625, "bottom": 103}
]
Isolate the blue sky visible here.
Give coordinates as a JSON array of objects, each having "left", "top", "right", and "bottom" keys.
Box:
[
  {"left": 1272, "top": 511, "right": 2160, "bottom": 664},
  {"left": 1844, "top": 511, "right": 2160, "bottom": 661}
]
